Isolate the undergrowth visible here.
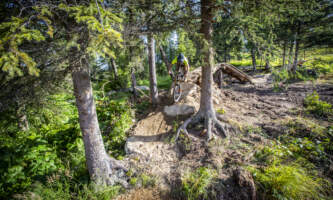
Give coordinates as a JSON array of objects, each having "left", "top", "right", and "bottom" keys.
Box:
[
  {"left": 249, "top": 117, "right": 333, "bottom": 200},
  {"left": 0, "top": 92, "right": 133, "bottom": 198}
]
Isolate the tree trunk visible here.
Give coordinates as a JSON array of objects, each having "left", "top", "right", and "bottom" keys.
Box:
[
  {"left": 159, "top": 45, "right": 172, "bottom": 78},
  {"left": 18, "top": 114, "right": 29, "bottom": 131},
  {"left": 224, "top": 46, "right": 228, "bottom": 63},
  {"left": 292, "top": 24, "right": 301, "bottom": 73},
  {"left": 288, "top": 40, "right": 294, "bottom": 70},
  {"left": 199, "top": 0, "right": 216, "bottom": 140},
  {"left": 265, "top": 59, "right": 271, "bottom": 71},
  {"left": 175, "top": 0, "right": 227, "bottom": 141},
  {"left": 110, "top": 59, "right": 118, "bottom": 79},
  {"left": 17, "top": 105, "right": 29, "bottom": 131},
  {"left": 72, "top": 59, "right": 126, "bottom": 187},
  {"left": 251, "top": 47, "right": 256, "bottom": 71},
  {"left": 148, "top": 33, "right": 159, "bottom": 105},
  {"left": 131, "top": 67, "right": 138, "bottom": 100},
  {"left": 282, "top": 40, "right": 287, "bottom": 70}
]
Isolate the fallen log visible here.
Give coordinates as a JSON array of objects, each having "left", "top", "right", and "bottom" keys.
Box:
[{"left": 215, "top": 63, "right": 253, "bottom": 84}]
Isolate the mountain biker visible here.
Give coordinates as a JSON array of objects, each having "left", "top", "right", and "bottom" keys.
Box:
[{"left": 169, "top": 53, "right": 190, "bottom": 81}]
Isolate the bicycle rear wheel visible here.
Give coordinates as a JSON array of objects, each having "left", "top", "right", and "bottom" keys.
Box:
[{"left": 173, "top": 84, "right": 181, "bottom": 103}]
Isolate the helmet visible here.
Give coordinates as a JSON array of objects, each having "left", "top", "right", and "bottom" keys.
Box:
[{"left": 177, "top": 53, "right": 185, "bottom": 63}]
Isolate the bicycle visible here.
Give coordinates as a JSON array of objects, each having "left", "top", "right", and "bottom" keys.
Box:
[{"left": 171, "top": 71, "right": 186, "bottom": 103}]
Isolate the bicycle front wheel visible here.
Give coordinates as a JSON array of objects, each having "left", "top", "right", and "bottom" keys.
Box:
[{"left": 173, "top": 84, "right": 181, "bottom": 103}]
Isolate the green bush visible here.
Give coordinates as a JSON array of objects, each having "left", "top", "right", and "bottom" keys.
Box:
[
  {"left": 304, "top": 91, "right": 333, "bottom": 119},
  {"left": 181, "top": 167, "right": 215, "bottom": 200},
  {"left": 96, "top": 99, "right": 133, "bottom": 159}
]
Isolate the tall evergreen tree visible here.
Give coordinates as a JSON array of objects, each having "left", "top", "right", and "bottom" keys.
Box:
[{"left": 0, "top": 0, "right": 127, "bottom": 186}]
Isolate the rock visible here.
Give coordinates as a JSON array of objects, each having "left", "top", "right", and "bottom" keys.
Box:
[
  {"left": 163, "top": 104, "right": 195, "bottom": 117},
  {"left": 233, "top": 167, "right": 256, "bottom": 200}
]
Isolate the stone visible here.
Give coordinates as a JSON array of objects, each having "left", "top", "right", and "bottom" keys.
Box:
[{"left": 163, "top": 104, "right": 195, "bottom": 117}]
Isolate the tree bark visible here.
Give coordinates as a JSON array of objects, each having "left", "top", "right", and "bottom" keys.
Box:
[
  {"left": 282, "top": 40, "right": 287, "bottom": 69},
  {"left": 251, "top": 47, "right": 256, "bottom": 71},
  {"left": 159, "top": 45, "right": 172, "bottom": 78},
  {"left": 72, "top": 58, "right": 126, "bottom": 187},
  {"left": 265, "top": 59, "right": 271, "bottom": 71},
  {"left": 148, "top": 33, "right": 159, "bottom": 105},
  {"left": 176, "top": 0, "right": 227, "bottom": 141},
  {"left": 224, "top": 46, "right": 228, "bottom": 63},
  {"left": 292, "top": 24, "right": 301, "bottom": 73},
  {"left": 18, "top": 114, "right": 29, "bottom": 131},
  {"left": 17, "top": 105, "right": 29, "bottom": 131},
  {"left": 110, "top": 58, "right": 118, "bottom": 79},
  {"left": 131, "top": 67, "right": 138, "bottom": 100},
  {"left": 288, "top": 40, "right": 294, "bottom": 70}
]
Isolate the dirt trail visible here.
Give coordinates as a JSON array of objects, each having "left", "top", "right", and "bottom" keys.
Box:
[{"left": 122, "top": 67, "right": 333, "bottom": 199}]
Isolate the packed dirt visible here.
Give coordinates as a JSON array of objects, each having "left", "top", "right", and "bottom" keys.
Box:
[{"left": 121, "top": 66, "right": 333, "bottom": 199}]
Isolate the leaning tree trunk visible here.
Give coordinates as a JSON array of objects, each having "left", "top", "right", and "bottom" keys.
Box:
[
  {"left": 148, "top": 33, "right": 159, "bottom": 105},
  {"left": 251, "top": 47, "right": 256, "bottom": 71},
  {"left": 176, "top": 0, "right": 227, "bottom": 141},
  {"left": 72, "top": 58, "right": 127, "bottom": 187}
]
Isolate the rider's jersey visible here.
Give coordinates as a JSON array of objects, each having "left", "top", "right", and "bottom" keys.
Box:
[{"left": 171, "top": 56, "right": 189, "bottom": 67}]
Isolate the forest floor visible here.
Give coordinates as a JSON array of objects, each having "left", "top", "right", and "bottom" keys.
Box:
[{"left": 116, "top": 67, "right": 333, "bottom": 200}]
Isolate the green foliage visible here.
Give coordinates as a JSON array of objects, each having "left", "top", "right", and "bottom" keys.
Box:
[
  {"left": 230, "top": 59, "right": 253, "bottom": 67},
  {"left": 137, "top": 75, "right": 172, "bottom": 90},
  {"left": 140, "top": 174, "right": 156, "bottom": 188},
  {"left": 0, "top": 94, "right": 85, "bottom": 198},
  {"left": 0, "top": 92, "right": 133, "bottom": 198},
  {"left": 304, "top": 92, "right": 333, "bottom": 119},
  {"left": 250, "top": 116, "right": 333, "bottom": 200},
  {"left": 0, "top": 16, "right": 47, "bottom": 77},
  {"left": 181, "top": 167, "right": 215, "bottom": 200},
  {"left": 249, "top": 164, "right": 327, "bottom": 200},
  {"left": 216, "top": 108, "right": 225, "bottom": 115},
  {"left": 20, "top": 178, "right": 122, "bottom": 200},
  {"left": 129, "top": 177, "right": 138, "bottom": 186},
  {"left": 272, "top": 68, "right": 289, "bottom": 91},
  {"left": 176, "top": 30, "right": 197, "bottom": 64},
  {"left": 58, "top": 2, "right": 122, "bottom": 59},
  {"left": 96, "top": 98, "right": 133, "bottom": 159}
]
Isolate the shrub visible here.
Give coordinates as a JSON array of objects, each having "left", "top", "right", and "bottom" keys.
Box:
[
  {"left": 181, "top": 167, "right": 215, "bottom": 200},
  {"left": 304, "top": 91, "right": 332, "bottom": 119}
]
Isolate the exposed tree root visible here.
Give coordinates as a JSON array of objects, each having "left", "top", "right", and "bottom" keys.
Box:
[
  {"left": 175, "top": 111, "right": 228, "bottom": 141},
  {"left": 97, "top": 157, "right": 129, "bottom": 188}
]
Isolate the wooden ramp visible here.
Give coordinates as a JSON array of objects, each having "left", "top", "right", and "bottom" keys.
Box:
[{"left": 216, "top": 63, "right": 253, "bottom": 84}]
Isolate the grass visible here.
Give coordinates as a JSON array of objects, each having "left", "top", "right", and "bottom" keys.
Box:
[
  {"left": 137, "top": 75, "right": 172, "bottom": 90},
  {"left": 181, "top": 167, "right": 216, "bottom": 200},
  {"left": 248, "top": 115, "right": 333, "bottom": 200},
  {"left": 304, "top": 91, "right": 333, "bottom": 120},
  {"left": 248, "top": 164, "right": 327, "bottom": 200},
  {"left": 16, "top": 176, "right": 123, "bottom": 200}
]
